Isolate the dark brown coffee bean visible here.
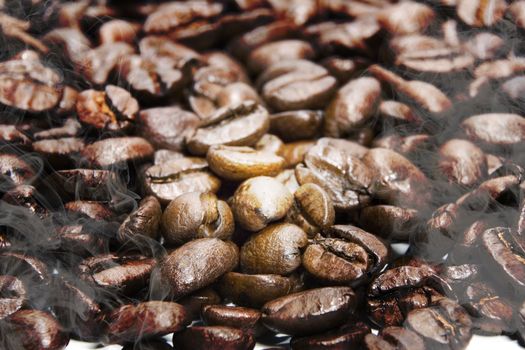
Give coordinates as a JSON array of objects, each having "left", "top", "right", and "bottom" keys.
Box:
[
  {"left": 161, "top": 192, "right": 234, "bottom": 245},
  {"left": 122, "top": 340, "right": 174, "bottom": 350},
  {"left": 286, "top": 183, "right": 335, "bottom": 237},
  {"left": 144, "top": 157, "right": 221, "bottom": 205},
  {"left": 144, "top": 1, "right": 223, "bottom": 34},
  {"left": 0, "top": 275, "right": 26, "bottom": 320},
  {"left": 279, "top": 140, "right": 315, "bottom": 168},
  {"left": 315, "top": 137, "right": 369, "bottom": 158},
  {"left": 48, "top": 169, "right": 122, "bottom": 201},
  {"left": 173, "top": 326, "right": 255, "bottom": 350},
  {"left": 76, "top": 85, "right": 138, "bottom": 132},
  {"left": 65, "top": 201, "right": 114, "bottom": 221},
  {"left": 207, "top": 145, "right": 285, "bottom": 181},
  {"left": 217, "top": 272, "right": 302, "bottom": 307},
  {"left": 231, "top": 176, "right": 293, "bottom": 231},
  {"left": 461, "top": 113, "right": 525, "bottom": 149},
  {"left": 322, "top": 57, "right": 369, "bottom": 84},
  {"left": 261, "top": 287, "right": 357, "bottom": 335},
  {"left": 378, "top": 100, "right": 423, "bottom": 127},
  {"left": 369, "top": 64, "right": 452, "bottom": 114},
  {"left": 0, "top": 125, "right": 31, "bottom": 148},
  {"left": 438, "top": 139, "right": 487, "bottom": 187},
  {"left": 457, "top": 0, "right": 506, "bottom": 27},
  {"left": 79, "top": 42, "right": 135, "bottom": 86},
  {"left": 178, "top": 287, "right": 221, "bottom": 321},
  {"left": 187, "top": 102, "right": 269, "bottom": 156},
  {"left": 364, "top": 327, "right": 425, "bottom": 350},
  {"left": 291, "top": 321, "right": 370, "bottom": 350},
  {"left": 99, "top": 19, "right": 139, "bottom": 45},
  {"left": 2, "top": 310, "right": 69, "bottom": 350},
  {"left": 34, "top": 118, "right": 80, "bottom": 140},
  {"left": 240, "top": 223, "right": 308, "bottom": 275},
  {"left": 202, "top": 305, "right": 263, "bottom": 336},
  {"left": 79, "top": 254, "right": 156, "bottom": 296},
  {"left": 2, "top": 185, "right": 48, "bottom": 218},
  {"left": 32, "top": 137, "right": 84, "bottom": 169},
  {"left": 363, "top": 148, "right": 431, "bottom": 209},
  {"left": 248, "top": 40, "right": 315, "bottom": 74},
  {"left": 161, "top": 238, "right": 238, "bottom": 298},
  {"left": 82, "top": 137, "right": 154, "bottom": 168},
  {"left": 324, "top": 77, "right": 381, "bottom": 138},
  {"left": 295, "top": 143, "right": 372, "bottom": 211},
  {"left": 405, "top": 298, "right": 472, "bottom": 350},
  {"left": 106, "top": 301, "right": 190, "bottom": 344},
  {"left": 261, "top": 60, "right": 337, "bottom": 112},
  {"left": 43, "top": 27, "right": 91, "bottom": 64},
  {"left": 55, "top": 225, "right": 106, "bottom": 257},
  {"left": 377, "top": 1, "right": 434, "bottom": 35},
  {"left": 270, "top": 110, "right": 323, "bottom": 142},
  {"left": 359, "top": 205, "right": 420, "bottom": 242},
  {"left": 118, "top": 196, "right": 161, "bottom": 242},
  {"left": 0, "top": 53, "right": 63, "bottom": 112}
]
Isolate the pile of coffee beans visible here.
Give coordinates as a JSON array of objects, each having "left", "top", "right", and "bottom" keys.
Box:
[{"left": 1, "top": 0, "right": 525, "bottom": 349}]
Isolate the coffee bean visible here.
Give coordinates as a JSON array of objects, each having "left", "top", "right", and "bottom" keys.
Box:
[
  {"left": 261, "top": 287, "right": 357, "bottom": 335},
  {"left": 173, "top": 326, "right": 255, "bottom": 350},
  {"left": 231, "top": 176, "right": 293, "bottom": 231},
  {"left": 510, "top": 1, "right": 525, "bottom": 29},
  {"left": 160, "top": 238, "right": 239, "bottom": 298},
  {"left": 461, "top": 113, "right": 525, "bottom": 149},
  {"left": 457, "top": 0, "right": 506, "bottom": 27},
  {"left": 34, "top": 118, "right": 80, "bottom": 140},
  {"left": 0, "top": 124, "right": 31, "bottom": 148},
  {"left": 179, "top": 287, "right": 221, "bottom": 321},
  {"left": 359, "top": 205, "right": 420, "bottom": 241},
  {"left": 32, "top": 137, "right": 85, "bottom": 169},
  {"left": 240, "top": 223, "right": 308, "bottom": 275},
  {"left": 438, "top": 139, "right": 487, "bottom": 187},
  {"left": 106, "top": 301, "right": 190, "bottom": 344},
  {"left": 270, "top": 110, "right": 323, "bottom": 142},
  {"left": 0, "top": 275, "right": 26, "bottom": 320},
  {"left": 99, "top": 19, "right": 138, "bottom": 45},
  {"left": 118, "top": 196, "right": 162, "bottom": 242},
  {"left": 3, "top": 185, "right": 48, "bottom": 218},
  {"left": 80, "top": 42, "right": 135, "bottom": 86},
  {"left": 279, "top": 140, "right": 315, "bottom": 168},
  {"left": 324, "top": 77, "right": 381, "bottom": 138},
  {"left": 187, "top": 102, "right": 270, "bottom": 156},
  {"left": 248, "top": 40, "right": 315, "bottom": 74},
  {"left": 217, "top": 272, "right": 303, "bottom": 307},
  {"left": 161, "top": 192, "right": 234, "bottom": 245},
  {"left": 377, "top": 2, "right": 434, "bottom": 35},
  {"left": 291, "top": 321, "right": 370, "bottom": 350},
  {"left": 202, "top": 305, "right": 263, "bottom": 336},
  {"left": 143, "top": 157, "right": 221, "bottom": 205},
  {"left": 48, "top": 169, "right": 123, "bottom": 201},
  {"left": 82, "top": 137, "right": 154, "bottom": 169},
  {"left": 364, "top": 327, "right": 425, "bottom": 350}
]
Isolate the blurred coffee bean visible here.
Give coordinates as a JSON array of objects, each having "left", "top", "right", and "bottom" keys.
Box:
[
  {"left": 377, "top": 1, "right": 434, "bottom": 35},
  {"left": 34, "top": 118, "right": 80, "bottom": 140},
  {"left": 270, "top": 110, "right": 323, "bottom": 142},
  {"left": 82, "top": 137, "right": 154, "bottom": 168},
  {"left": 461, "top": 113, "right": 525, "bottom": 150},
  {"left": 161, "top": 192, "right": 234, "bottom": 245},
  {"left": 65, "top": 201, "right": 114, "bottom": 221},
  {"left": 48, "top": 169, "right": 122, "bottom": 201},
  {"left": 464, "top": 33, "right": 505, "bottom": 60},
  {"left": 160, "top": 238, "right": 238, "bottom": 298},
  {"left": 457, "top": 0, "right": 506, "bottom": 27},
  {"left": 0, "top": 125, "right": 31, "bottom": 148},
  {"left": 173, "top": 326, "right": 255, "bottom": 350},
  {"left": 231, "top": 176, "right": 293, "bottom": 231},
  {"left": 279, "top": 140, "right": 315, "bottom": 168},
  {"left": 2, "top": 184, "right": 48, "bottom": 218},
  {"left": 0, "top": 275, "right": 26, "bottom": 320},
  {"left": 178, "top": 287, "right": 221, "bottom": 321},
  {"left": 144, "top": 157, "right": 221, "bottom": 205},
  {"left": 248, "top": 40, "right": 315, "bottom": 74},
  {"left": 438, "top": 139, "right": 487, "bottom": 187},
  {"left": 291, "top": 321, "right": 370, "bottom": 350},
  {"left": 218, "top": 272, "right": 303, "bottom": 307},
  {"left": 240, "top": 223, "right": 308, "bottom": 275},
  {"left": 207, "top": 145, "right": 285, "bottom": 181},
  {"left": 261, "top": 287, "right": 357, "bottom": 335},
  {"left": 80, "top": 42, "right": 135, "bottom": 86},
  {"left": 99, "top": 19, "right": 138, "bottom": 45},
  {"left": 32, "top": 137, "right": 84, "bottom": 169},
  {"left": 364, "top": 327, "right": 425, "bottom": 350},
  {"left": 359, "top": 205, "right": 420, "bottom": 241},
  {"left": 510, "top": 1, "right": 525, "bottom": 29},
  {"left": 118, "top": 196, "right": 161, "bottom": 243},
  {"left": 106, "top": 301, "right": 190, "bottom": 344}
]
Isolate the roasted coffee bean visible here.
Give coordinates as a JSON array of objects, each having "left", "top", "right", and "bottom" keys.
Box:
[
  {"left": 173, "top": 326, "right": 255, "bottom": 350},
  {"left": 324, "top": 77, "right": 381, "bottom": 138},
  {"left": 105, "top": 301, "right": 190, "bottom": 344},
  {"left": 286, "top": 183, "right": 335, "bottom": 237},
  {"left": 1, "top": 310, "right": 69, "bottom": 350},
  {"left": 179, "top": 287, "right": 221, "bottom": 321},
  {"left": 510, "top": 1, "right": 525, "bottom": 29},
  {"left": 457, "top": 0, "right": 506, "bottom": 27},
  {"left": 378, "top": 100, "right": 422, "bottom": 127},
  {"left": 32, "top": 137, "right": 84, "bottom": 169},
  {"left": 0, "top": 124, "right": 31, "bottom": 148},
  {"left": 99, "top": 19, "right": 139, "bottom": 45},
  {"left": 79, "top": 42, "right": 135, "bottom": 86},
  {"left": 438, "top": 139, "right": 487, "bottom": 187},
  {"left": 217, "top": 272, "right": 303, "bottom": 307},
  {"left": 0, "top": 275, "right": 26, "bottom": 320},
  {"left": 363, "top": 148, "right": 431, "bottom": 209},
  {"left": 161, "top": 192, "right": 234, "bottom": 245},
  {"left": 359, "top": 205, "right": 420, "bottom": 241},
  {"left": 65, "top": 201, "right": 114, "bottom": 221},
  {"left": 377, "top": 1, "right": 434, "bottom": 35},
  {"left": 261, "top": 287, "right": 357, "bottom": 335},
  {"left": 122, "top": 340, "right": 174, "bottom": 350},
  {"left": 2, "top": 185, "right": 48, "bottom": 218},
  {"left": 76, "top": 85, "right": 138, "bottom": 132},
  {"left": 47, "top": 169, "right": 123, "bottom": 201},
  {"left": 295, "top": 143, "right": 373, "bottom": 211},
  {"left": 461, "top": 113, "right": 525, "bottom": 150},
  {"left": 261, "top": 60, "right": 337, "bottom": 112},
  {"left": 0, "top": 154, "right": 36, "bottom": 191},
  {"left": 367, "top": 264, "right": 445, "bottom": 327},
  {"left": 118, "top": 196, "right": 162, "bottom": 242},
  {"left": 0, "top": 252, "right": 49, "bottom": 285},
  {"left": 240, "top": 223, "right": 308, "bottom": 275},
  {"left": 405, "top": 298, "right": 472, "bottom": 350},
  {"left": 207, "top": 145, "right": 285, "bottom": 181},
  {"left": 82, "top": 137, "right": 154, "bottom": 168},
  {"left": 279, "top": 140, "right": 315, "bottom": 168},
  {"left": 248, "top": 40, "right": 315, "bottom": 74},
  {"left": 364, "top": 327, "right": 425, "bottom": 350},
  {"left": 202, "top": 305, "right": 263, "bottom": 336},
  {"left": 160, "top": 238, "right": 238, "bottom": 298},
  {"left": 187, "top": 102, "right": 270, "bottom": 156},
  {"left": 79, "top": 254, "right": 156, "bottom": 296},
  {"left": 143, "top": 157, "right": 221, "bottom": 205},
  {"left": 231, "top": 176, "right": 293, "bottom": 231},
  {"left": 34, "top": 118, "right": 80, "bottom": 140},
  {"left": 291, "top": 321, "right": 370, "bottom": 350},
  {"left": 270, "top": 110, "right": 323, "bottom": 142},
  {"left": 0, "top": 52, "right": 63, "bottom": 112}
]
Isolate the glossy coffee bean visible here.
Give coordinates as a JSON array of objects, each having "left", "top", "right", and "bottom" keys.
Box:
[
  {"left": 173, "top": 326, "right": 255, "bottom": 350},
  {"left": 82, "top": 137, "right": 154, "bottom": 168},
  {"left": 270, "top": 110, "right": 323, "bottom": 142},
  {"left": 118, "top": 196, "right": 161, "bottom": 242},
  {"left": 160, "top": 238, "right": 239, "bottom": 298},
  {"left": 231, "top": 176, "right": 293, "bottom": 231},
  {"left": 0, "top": 154, "right": 36, "bottom": 191},
  {"left": 291, "top": 321, "right": 370, "bottom": 350},
  {"left": 438, "top": 139, "right": 487, "bottom": 187},
  {"left": 48, "top": 169, "right": 122, "bottom": 201},
  {"left": 261, "top": 287, "right": 357, "bottom": 336},
  {"left": 461, "top": 113, "right": 525, "bottom": 149},
  {"left": 105, "top": 301, "right": 190, "bottom": 344},
  {"left": 240, "top": 223, "right": 308, "bottom": 275},
  {"left": 364, "top": 327, "right": 425, "bottom": 350},
  {"left": 359, "top": 205, "right": 420, "bottom": 242},
  {"left": 179, "top": 287, "right": 221, "bottom": 321},
  {"left": 161, "top": 192, "right": 234, "bottom": 245},
  {"left": 202, "top": 305, "right": 263, "bottom": 336}
]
